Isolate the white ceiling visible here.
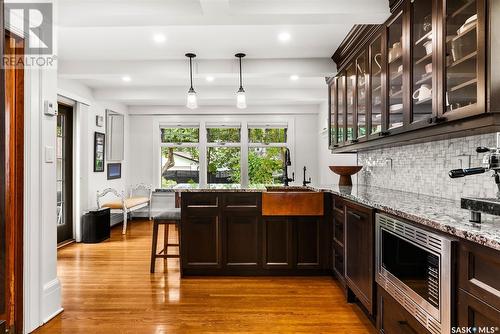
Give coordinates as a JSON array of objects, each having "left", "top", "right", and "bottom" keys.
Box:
[{"left": 56, "top": 0, "right": 390, "bottom": 108}]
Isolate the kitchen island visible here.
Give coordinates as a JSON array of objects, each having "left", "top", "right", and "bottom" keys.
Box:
[{"left": 162, "top": 185, "right": 330, "bottom": 276}]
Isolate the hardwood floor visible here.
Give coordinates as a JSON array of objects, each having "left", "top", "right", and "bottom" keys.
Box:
[{"left": 35, "top": 219, "right": 376, "bottom": 333}]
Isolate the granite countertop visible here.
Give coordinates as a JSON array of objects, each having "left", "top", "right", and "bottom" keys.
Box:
[
  {"left": 312, "top": 184, "right": 500, "bottom": 251},
  {"left": 154, "top": 183, "right": 500, "bottom": 250}
]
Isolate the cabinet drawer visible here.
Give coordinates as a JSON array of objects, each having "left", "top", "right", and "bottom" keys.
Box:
[
  {"left": 457, "top": 289, "right": 500, "bottom": 330},
  {"left": 378, "top": 287, "right": 430, "bottom": 334},
  {"left": 458, "top": 241, "right": 500, "bottom": 310},
  {"left": 223, "top": 193, "right": 260, "bottom": 209},
  {"left": 183, "top": 193, "right": 219, "bottom": 207},
  {"left": 333, "top": 213, "right": 344, "bottom": 247},
  {"left": 332, "top": 196, "right": 344, "bottom": 215}
]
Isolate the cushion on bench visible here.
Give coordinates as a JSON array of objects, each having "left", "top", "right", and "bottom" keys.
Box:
[{"left": 102, "top": 196, "right": 149, "bottom": 210}]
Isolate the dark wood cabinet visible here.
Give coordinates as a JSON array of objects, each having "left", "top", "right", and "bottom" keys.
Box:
[
  {"left": 331, "top": 196, "right": 345, "bottom": 285},
  {"left": 181, "top": 192, "right": 329, "bottom": 275},
  {"left": 328, "top": 0, "right": 496, "bottom": 152},
  {"left": 182, "top": 214, "right": 221, "bottom": 268},
  {"left": 295, "top": 217, "right": 321, "bottom": 269},
  {"left": 457, "top": 289, "right": 500, "bottom": 331},
  {"left": 224, "top": 213, "right": 260, "bottom": 268},
  {"left": 263, "top": 217, "right": 323, "bottom": 270},
  {"left": 344, "top": 201, "right": 375, "bottom": 314},
  {"left": 263, "top": 218, "right": 293, "bottom": 269},
  {"left": 456, "top": 240, "right": 500, "bottom": 327},
  {"left": 378, "top": 286, "right": 430, "bottom": 334}
]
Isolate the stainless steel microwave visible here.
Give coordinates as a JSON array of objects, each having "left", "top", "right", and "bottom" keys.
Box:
[{"left": 375, "top": 213, "right": 455, "bottom": 334}]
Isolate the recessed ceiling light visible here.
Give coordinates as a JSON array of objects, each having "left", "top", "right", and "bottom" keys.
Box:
[
  {"left": 153, "top": 33, "right": 166, "bottom": 44},
  {"left": 290, "top": 74, "right": 299, "bottom": 81},
  {"left": 206, "top": 76, "right": 215, "bottom": 82},
  {"left": 278, "top": 32, "right": 291, "bottom": 42},
  {"left": 122, "top": 76, "right": 131, "bottom": 82}
]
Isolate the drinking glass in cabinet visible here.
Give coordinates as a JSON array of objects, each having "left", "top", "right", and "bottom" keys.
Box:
[
  {"left": 337, "top": 75, "right": 345, "bottom": 143},
  {"left": 387, "top": 14, "right": 404, "bottom": 129},
  {"left": 412, "top": 0, "right": 434, "bottom": 123},
  {"left": 357, "top": 54, "right": 367, "bottom": 138},
  {"left": 370, "top": 36, "right": 382, "bottom": 135},
  {"left": 445, "top": 0, "right": 478, "bottom": 113},
  {"left": 346, "top": 64, "right": 356, "bottom": 140}
]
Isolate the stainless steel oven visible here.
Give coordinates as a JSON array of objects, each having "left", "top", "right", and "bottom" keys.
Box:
[{"left": 376, "top": 213, "right": 455, "bottom": 334}]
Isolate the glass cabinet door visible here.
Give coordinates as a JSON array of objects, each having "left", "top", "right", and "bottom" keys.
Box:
[
  {"left": 387, "top": 13, "right": 404, "bottom": 130},
  {"left": 346, "top": 64, "right": 356, "bottom": 141},
  {"left": 444, "top": 0, "right": 482, "bottom": 115},
  {"left": 329, "top": 81, "right": 336, "bottom": 147},
  {"left": 411, "top": 0, "right": 434, "bottom": 123},
  {"left": 370, "top": 36, "right": 383, "bottom": 136},
  {"left": 356, "top": 52, "right": 367, "bottom": 139},
  {"left": 337, "top": 74, "right": 346, "bottom": 144}
]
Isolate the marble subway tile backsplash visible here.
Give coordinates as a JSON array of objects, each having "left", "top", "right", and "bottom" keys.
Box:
[{"left": 357, "top": 133, "right": 497, "bottom": 200}]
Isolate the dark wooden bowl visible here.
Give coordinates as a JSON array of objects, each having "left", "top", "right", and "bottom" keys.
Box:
[{"left": 328, "top": 166, "right": 363, "bottom": 186}]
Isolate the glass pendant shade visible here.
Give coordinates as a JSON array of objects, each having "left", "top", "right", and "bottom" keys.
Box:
[
  {"left": 185, "top": 53, "right": 198, "bottom": 109},
  {"left": 235, "top": 53, "right": 247, "bottom": 109},
  {"left": 186, "top": 88, "right": 198, "bottom": 109},
  {"left": 236, "top": 88, "right": 247, "bottom": 109}
]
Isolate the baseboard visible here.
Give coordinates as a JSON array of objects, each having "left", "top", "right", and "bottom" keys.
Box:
[{"left": 42, "top": 278, "right": 62, "bottom": 324}]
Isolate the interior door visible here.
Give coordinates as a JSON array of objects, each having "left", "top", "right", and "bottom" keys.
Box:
[
  {"left": 1, "top": 29, "right": 25, "bottom": 333},
  {"left": 57, "top": 103, "right": 74, "bottom": 244}
]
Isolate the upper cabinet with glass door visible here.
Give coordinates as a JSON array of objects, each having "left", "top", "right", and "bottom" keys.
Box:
[
  {"left": 386, "top": 12, "right": 404, "bottom": 130},
  {"left": 411, "top": 0, "right": 435, "bottom": 124},
  {"left": 444, "top": 0, "right": 485, "bottom": 118}
]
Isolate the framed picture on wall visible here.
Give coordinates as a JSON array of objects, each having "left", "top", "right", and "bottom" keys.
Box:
[
  {"left": 94, "top": 132, "right": 105, "bottom": 172},
  {"left": 107, "top": 163, "right": 121, "bottom": 180}
]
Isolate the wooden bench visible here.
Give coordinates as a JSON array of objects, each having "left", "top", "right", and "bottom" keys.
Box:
[{"left": 97, "top": 184, "right": 152, "bottom": 234}]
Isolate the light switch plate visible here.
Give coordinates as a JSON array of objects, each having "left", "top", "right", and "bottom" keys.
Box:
[
  {"left": 44, "top": 100, "right": 57, "bottom": 116},
  {"left": 45, "top": 146, "right": 55, "bottom": 163}
]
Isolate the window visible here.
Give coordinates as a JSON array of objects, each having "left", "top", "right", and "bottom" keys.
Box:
[
  {"left": 248, "top": 124, "right": 288, "bottom": 185},
  {"left": 206, "top": 125, "right": 241, "bottom": 184},
  {"left": 160, "top": 126, "right": 200, "bottom": 188},
  {"left": 158, "top": 122, "right": 290, "bottom": 187}
]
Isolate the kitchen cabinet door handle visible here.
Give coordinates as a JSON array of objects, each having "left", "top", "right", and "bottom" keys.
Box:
[
  {"left": 347, "top": 211, "right": 361, "bottom": 220},
  {"left": 397, "top": 321, "right": 418, "bottom": 334}
]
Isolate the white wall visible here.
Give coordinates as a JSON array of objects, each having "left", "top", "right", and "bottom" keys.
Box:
[
  {"left": 58, "top": 78, "right": 130, "bottom": 229},
  {"left": 128, "top": 109, "right": 320, "bottom": 190},
  {"left": 316, "top": 101, "right": 357, "bottom": 185}
]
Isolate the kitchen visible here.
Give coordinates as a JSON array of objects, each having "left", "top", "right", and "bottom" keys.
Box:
[{"left": 1, "top": 0, "right": 500, "bottom": 333}]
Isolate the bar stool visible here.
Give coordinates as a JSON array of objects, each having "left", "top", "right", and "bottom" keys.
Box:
[{"left": 150, "top": 208, "right": 181, "bottom": 273}]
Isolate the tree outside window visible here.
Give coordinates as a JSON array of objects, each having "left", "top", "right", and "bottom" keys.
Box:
[{"left": 160, "top": 127, "right": 199, "bottom": 188}]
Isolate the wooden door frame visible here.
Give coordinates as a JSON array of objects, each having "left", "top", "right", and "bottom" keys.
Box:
[
  {"left": 2, "top": 28, "right": 25, "bottom": 333},
  {"left": 0, "top": 0, "right": 6, "bottom": 324}
]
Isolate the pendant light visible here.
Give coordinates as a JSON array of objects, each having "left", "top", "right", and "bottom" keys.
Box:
[
  {"left": 185, "top": 53, "right": 198, "bottom": 109},
  {"left": 235, "top": 53, "right": 247, "bottom": 109}
]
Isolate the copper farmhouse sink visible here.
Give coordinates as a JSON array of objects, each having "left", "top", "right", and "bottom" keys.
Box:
[{"left": 262, "top": 190, "right": 324, "bottom": 216}]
